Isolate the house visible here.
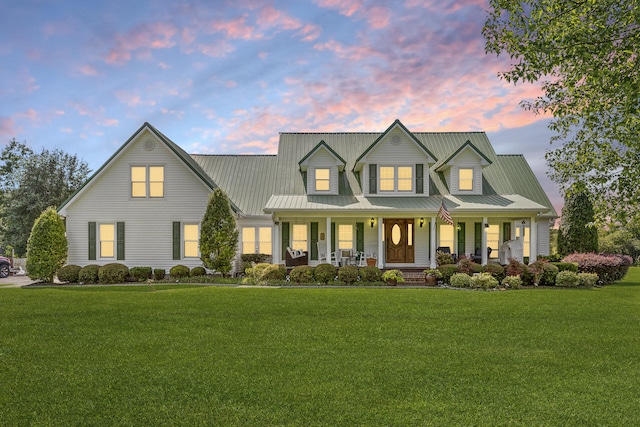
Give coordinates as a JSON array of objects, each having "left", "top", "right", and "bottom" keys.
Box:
[{"left": 58, "top": 120, "right": 557, "bottom": 273}]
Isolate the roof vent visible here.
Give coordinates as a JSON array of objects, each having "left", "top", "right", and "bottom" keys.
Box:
[
  {"left": 144, "top": 140, "right": 155, "bottom": 151},
  {"left": 391, "top": 135, "right": 401, "bottom": 145}
]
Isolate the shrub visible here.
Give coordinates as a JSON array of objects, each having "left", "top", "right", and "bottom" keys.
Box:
[
  {"left": 471, "top": 272, "right": 500, "bottom": 290},
  {"left": 555, "top": 270, "right": 580, "bottom": 287},
  {"left": 338, "top": 265, "right": 359, "bottom": 284},
  {"left": 382, "top": 269, "right": 404, "bottom": 284},
  {"left": 240, "top": 253, "right": 270, "bottom": 264},
  {"left": 552, "top": 262, "right": 579, "bottom": 273},
  {"left": 154, "top": 268, "right": 166, "bottom": 280},
  {"left": 505, "top": 258, "right": 526, "bottom": 278},
  {"left": 436, "top": 251, "right": 455, "bottom": 266},
  {"left": 438, "top": 264, "right": 460, "bottom": 284},
  {"left": 457, "top": 258, "right": 482, "bottom": 276},
  {"left": 260, "top": 264, "right": 286, "bottom": 282},
  {"left": 190, "top": 266, "right": 206, "bottom": 277},
  {"left": 483, "top": 263, "right": 505, "bottom": 282},
  {"left": 98, "top": 263, "right": 129, "bottom": 284},
  {"left": 170, "top": 265, "right": 190, "bottom": 279},
  {"left": 359, "top": 266, "right": 382, "bottom": 282},
  {"left": 79, "top": 265, "right": 100, "bottom": 284},
  {"left": 578, "top": 272, "right": 599, "bottom": 287},
  {"left": 450, "top": 273, "right": 472, "bottom": 288},
  {"left": 57, "top": 265, "right": 81, "bottom": 283},
  {"left": 290, "top": 265, "right": 314, "bottom": 284},
  {"left": 502, "top": 275, "right": 522, "bottom": 289},
  {"left": 314, "top": 263, "right": 337, "bottom": 284},
  {"left": 130, "top": 267, "right": 153, "bottom": 281},
  {"left": 528, "top": 260, "right": 558, "bottom": 285},
  {"left": 26, "top": 207, "right": 67, "bottom": 283},
  {"left": 563, "top": 253, "right": 633, "bottom": 284}
]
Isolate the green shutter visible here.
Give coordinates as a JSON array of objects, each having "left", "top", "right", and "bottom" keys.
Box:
[
  {"left": 474, "top": 222, "right": 482, "bottom": 255},
  {"left": 116, "top": 222, "right": 125, "bottom": 260},
  {"left": 416, "top": 164, "right": 424, "bottom": 194},
  {"left": 369, "top": 164, "right": 377, "bottom": 194},
  {"left": 356, "top": 222, "right": 364, "bottom": 252},
  {"left": 88, "top": 222, "right": 96, "bottom": 260},
  {"left": 503, "top": 222, "right": 512, "bottom": 243},
  {"left": 310, "top": 222, "right": 319, "bottom": 260},
  {"left": 173, "top": 222, "right": 181, "bottom": 260},
  {"left": 457, "top": 223, "right": 466, "bottom": 256},
  {"left": 281, "top": 222, "right": 290, "bottom": 259},
  {"left": 331, "top": 222, "right": 336, "bottom": 252}
]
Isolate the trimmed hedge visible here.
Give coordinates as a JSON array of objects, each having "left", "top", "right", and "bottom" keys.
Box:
[
  {"left": 130, "top": 267, "right": 153, "bottom": 281},
  {"left": 552, "top": 262, "right": 579, "bottom": 273},
  {"left": 438, "top": 264, "right": 460, "bottom": 284},
  {"left": 450, "top": 273, "right": 472, "bottom": 288},
  {"left": 359, "top": 266, "right": 382, "bottom": 282},
  {"left": 290, "top": 265, "right": 314, "bottom": 284},
  {"left": 483, "top": 263, "right": 505, "bottom": 283},
  {"left": 314, "top": 263, "right": 337, "bottom": 284},
  {"left": 338, "top": 265, "right": 359, "bottom": 284},
  {"left": 562, "top": 253, "right": 632, "bottom": 285},
  {"left": 190, "top": 266, "right": 206, "bottom": 277},
  {"left": 555, "top": 271, "right": 580, "bottom": 287},
  {"left": 79, "top": 265, "right": 100, "bottom": 284},
  {"left": 260, "top": 264, "right": 286, "bottom": 282},
  {"left": 170, "top": 265, "right": 190, "bottom": 279},
  {"left": 154, "top": 269, "right": 166, "bottom": 280},
  {"left": 57, "top": 265, "right": 82, "bottom": 283},
  {"left": 98, "top": 263, "right": 129, "bottom": 284}
]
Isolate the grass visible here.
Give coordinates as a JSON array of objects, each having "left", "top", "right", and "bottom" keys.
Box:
[{"left": 1, "top": 271, "right": 640, "bottom": 426}]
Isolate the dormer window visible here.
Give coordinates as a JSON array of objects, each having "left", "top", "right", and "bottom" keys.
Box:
[
  {"left": 315, "top": 168, "right": 330, "bottom": 191},
  {"left": 459, "top": 168, "right": 474, "bottom": 191},
  {"left": 380, "top": 166, "right": 413, "bottom": 192}
]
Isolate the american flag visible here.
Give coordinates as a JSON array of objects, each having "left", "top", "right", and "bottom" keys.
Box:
[{"left": 438, "top": 201, "right": 454, "bottom": 225}]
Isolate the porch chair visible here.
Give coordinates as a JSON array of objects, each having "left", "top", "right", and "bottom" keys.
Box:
[
  {"left": 285, "top": 247, "right": 308, "bottom": 267},
  {"left": 316, "top": 241, "right": 338, "bottom": 266}
]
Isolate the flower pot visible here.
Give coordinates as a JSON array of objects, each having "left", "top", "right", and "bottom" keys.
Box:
[
  {"left": 425, "top": 274, "right": 438, "bottom": 286},
  {"left": 366, "top": 258, "right": 376, "bottom": 267},
  {"left": 387, "top": 279, "right": 397, "bottom": 286}
]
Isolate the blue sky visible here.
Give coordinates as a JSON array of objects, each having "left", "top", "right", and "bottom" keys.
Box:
[{"left": 0, "top": 0, "right": 562, "bottom": 214}]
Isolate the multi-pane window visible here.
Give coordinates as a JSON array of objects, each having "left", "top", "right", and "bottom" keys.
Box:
[
  {"left": 292, "top": 224, "right": 307, "bottom": 251},
  {"left": 242, "top": 227, "right": 272, "bottom": 255},
  {"left": 99, "top": 223, "right": 115, "bottom": 258},
  {"left": 338, "top": 224, "right": 353, "bottom": 250},
  {"left": 131, "top": 165, "right": 164, "bottom": 198},
  {"left": 379, "top": 166, "right": 413, "bottom": 192},
  {"left": 459, "top": 168, "right": 474, "bottom": 191},
  {"left": 439, "top": 224, "right": 454, "bottom": 252},
  {"left": 183, "top": 224, "right": 199, "bottom": 258},
  {"left": 487, "top": 224, "right": 499, "bottom": 258},
  {"left": 315, "top": 168, "right": 330, "bottom": 191}
]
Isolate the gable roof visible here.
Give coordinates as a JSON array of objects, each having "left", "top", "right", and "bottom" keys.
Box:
[
  {"left": 434, "top": 140, "right": 493, "bottom": 171},
  {"left": 353, "top": 119, "right": 438, "bottom": 170},
  {"left": 58, "top": 122, "right": 240, "bottom": 214},
  {"left": 298, "top": 140, "right": 347, "bottom": 171}
]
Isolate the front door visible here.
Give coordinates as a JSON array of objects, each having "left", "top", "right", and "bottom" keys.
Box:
[{"left": 385, "top": 219, "right": 415, "bottom": 263}]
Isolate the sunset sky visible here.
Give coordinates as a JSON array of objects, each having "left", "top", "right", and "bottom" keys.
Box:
[{"left": 0, "top": 0, "right": 562, "bottom": 213}]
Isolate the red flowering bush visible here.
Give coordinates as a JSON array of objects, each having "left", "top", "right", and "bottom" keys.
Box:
[{"left": 562, "top": 253, "right": 632, "bottom": 285}]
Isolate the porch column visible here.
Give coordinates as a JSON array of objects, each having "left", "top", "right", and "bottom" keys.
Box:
[
  {"left": 377, "top": 216, "right": 383, "bottom": 268},
  {"left": 529, "top": 216, "right": 538, "bottom": 264},
  {"left": 481, "top": 216, "right": 488, "bottom": 265},
  {"left": 326, "top": 216, "right": 332, "bottom": 259},
  {"left": 274, "top": 222, "right": 281, "bottom": 264},
  {"left": 430, "top": 217, "right": 437, "bottom": 269}
]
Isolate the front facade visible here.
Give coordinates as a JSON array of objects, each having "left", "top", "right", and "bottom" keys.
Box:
[{"left": 59, "top": 120, "right": 557, "bottom": 272}]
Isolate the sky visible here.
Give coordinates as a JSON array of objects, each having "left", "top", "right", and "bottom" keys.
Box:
[{"left": 0, "top": 0, "right": 563, "bottom": 215}]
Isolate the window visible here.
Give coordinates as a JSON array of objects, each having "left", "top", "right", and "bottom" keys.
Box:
[
  {"left": 131, "top": 165, "right": 164, "bottom": 198},
  {"left": 338, "top": 224, "right": 353, "bottom": 250},
  {"left": 379, "top": 166, "right": 413, "bottom": 192},
  {"left": 516, "top": 226, "right": 530, "bottom": 257},
  {"left": 292, "top": 224, "right": 307, "bottom": 251},
  {"left": 439, "top": 224, "right": 454, "bottom": 252},
  {"left": 315, "top": 168, "right": 330, "bottom": 191},
  {"left": 242, "top": 227, "right": 272, "bottom": 255},
  {"left": 459, "top": 168, "right": 474, "bottom": 191},
  {"left": 99, "top": 223, "right": 115, "bottom": 258},
  {"left": 486, "top": 224, "right": 499, "bottom": 258},
  {"left": 183, "top": 224, "right": 199, "bottom": 258}
]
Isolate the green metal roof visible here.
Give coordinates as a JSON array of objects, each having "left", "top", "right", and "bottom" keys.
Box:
[{"left": 434, "top": 140, "right": 493, "bottom": 171}]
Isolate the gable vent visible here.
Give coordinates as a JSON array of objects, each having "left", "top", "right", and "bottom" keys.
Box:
[
  {"left": 391, "top": 135, "right": 401, "bottom": 145},
  {"left": 144, "top": 140, "right": 155, "bottom": 151}
]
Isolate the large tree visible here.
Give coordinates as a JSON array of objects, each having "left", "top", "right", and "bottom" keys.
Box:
[
  {"left": 483, "top": 0, "right": 640, "bottom": 224},
  {"left": 199, "top": 188, "right": 238, "bottom": 276},
  {"left": 0, "top": 139, "right": 90, "bottom": 255},
  {"left": 26, "top": 207, "right": 67, "bottom": 283},
  {"left": 557, "top": 190, "right": 598, "bottom": 256}
]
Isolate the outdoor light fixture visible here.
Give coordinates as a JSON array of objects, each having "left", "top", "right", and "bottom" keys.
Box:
[
  {"left": 370, "top": 218, "right": 375, "bottom": 228},
  {"left": 419, "top": 217, "right": 424, "bottom": 228},
  {"left": 484, "top": 223, "right": 490, "bottom": 228}
]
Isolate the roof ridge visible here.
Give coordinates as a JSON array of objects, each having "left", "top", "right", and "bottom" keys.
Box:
[{"left": 279, "top": 131, "right": 487, "bottom": 135}]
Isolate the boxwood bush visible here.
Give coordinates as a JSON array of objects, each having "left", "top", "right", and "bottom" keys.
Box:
[
  {"left": 552, "top": 262, "right": 579, "bottom": 273},
  {"left": 314, "top": 263, "right": 337, "bottom": 284},
  {"left": 190, "top": 266, "right": 206, "bottom": 277},
  {"left": 338, "top": 265, "right": 359, "bottom": 284},
  {"left": 260, "top": 264, "right": 286, "bottom": 282},
  {"left": 450, "top": 273, "right": 472, "bottom": 288},
  {"left": 170, "top": 265, "right": 190, "bottom": 279},
  {"left": 578, "top": 272, "right": 599, "bottom": 287},
  {"left": 153, "top": 268, "right": 166, "bottom": 280},
  {"left": 78, "top": 264, "right": 100, "bottom": 284},
  {"left": 555, "top": 270, "right": 580, "bottom": 287},
  {"left": 129, "top": 267, "right": 153, "bottom": 281},
  {"left": 471, "top": 272, "right": 500, "bottom": 290},
  {"left": 98, "top": 263, "right": 129, "bottom": 284},
  {"left": 438, "top": 264, "right": 460, "bottom": 284},
  {"left": 56, "top": 265, "right": 82, "bottom": 283},
  {"left": 359, "top": 266, "right": 382, "bottom": 282},
  {"left": 483, "top": 263, "right": 505, "bottom": 282},
  {"left": 502, "top": 275, "right": 522, "bottom": 289},
  {"left": 289, "top": 265, "right": 314, "bottom": 284}
]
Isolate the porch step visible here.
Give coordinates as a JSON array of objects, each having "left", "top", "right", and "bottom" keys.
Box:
[{"left": 398, "top": 270, "right": 426, "bottom": 283}]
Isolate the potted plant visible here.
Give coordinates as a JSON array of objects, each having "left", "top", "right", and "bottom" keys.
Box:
[
  {"left": 366, "top": 257, "right": 376, "bottom": 267},
  {"left": 423, "top": 268, "right": 442, "bottom": 286},
  {"left": 382, "top": 269, "right": 405, "bottom": 286}
]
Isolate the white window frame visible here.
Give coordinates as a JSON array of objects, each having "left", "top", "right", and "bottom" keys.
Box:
[
  {"left": 379, "top": 165, "right": 414, "bottom": 193},
  {"left": 99, "top": 223, "right": 115, "bottom": 259},
  {"left": 458, "top": 168, "right": 474, "bottom": 191},
  {"left": 314, "top": 168, "right": 331, "bottom": 192},
  {"left": 242, "top": 226, "right": 272, "bottom": 255},
  {"left": 131, "top": 165, "right": 165, "bottom": 198}
]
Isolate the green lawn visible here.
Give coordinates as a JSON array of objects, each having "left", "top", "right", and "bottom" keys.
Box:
[{"left": 1, "top": 272, "right": 639, "bottom": 426}]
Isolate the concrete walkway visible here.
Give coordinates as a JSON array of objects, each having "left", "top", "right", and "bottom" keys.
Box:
[{"left": 0, "top": 275, "right": 36, "bottom": 288}]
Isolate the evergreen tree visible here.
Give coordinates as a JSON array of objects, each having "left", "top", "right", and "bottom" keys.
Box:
[
  {"left": 557, "top": 190, "right": 598, "bottom": 256},
  {"left": 26, "top": 207, "right": 67, "bottom": 283},
  {"left": 199, "top": 188, "right": 238, "bottom": 276}
]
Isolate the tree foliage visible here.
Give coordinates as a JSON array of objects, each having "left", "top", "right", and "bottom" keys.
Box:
[
  {"left": 0, "top": 139, "right": 90, "bottom": 255},
  {"left": 557, "top": 190, "right": 598, "bottom": 256},
  {"left": 26, "top": 207, "right": 68, "bottom": 283},
  {"left": 199, "top": 188, "right": 238, "bottom": 276},
  {"left": 483, "top": 0, "right": 640, "bottom": 224}
]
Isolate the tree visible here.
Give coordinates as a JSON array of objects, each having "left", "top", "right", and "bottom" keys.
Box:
[
  {"left": 0, "top": 140, "right": 90, "bottom": 255},
  {"left": 199, "top": 188, "right": 238, "bottom": 276},
  {"left": 26, "top": 207, "right": 67, "bottom": 283},
  {"left": 557, "top": 190, "right": 598, "bottom": 256},
  {"left": 483, "top": 0, "right": 640, "bottom": 224}
]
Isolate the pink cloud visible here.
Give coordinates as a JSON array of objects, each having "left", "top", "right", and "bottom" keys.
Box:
[
  {"left": 115, "top": 90, "right": 156, "bottom": 107},
  {"left": 258, "top": 5, "right": 302, "bottom": 31},
  {"left": 208, "top": 15, "right": 258, "bottom": 40},
  {"left": 315, "top": 0, "right": 364, "bottom": 17},
  {"left": 367, "top": 6, "right": 391, "bottom": 29},
  {"left": 198, "top": 40, "right": 236, "bottom": 57},
  {"left": 104, "top": 22, "right": 178, "bottom": 65},
  {"left": 0, "top": 117, "right": 16, "bottom": 137},
  {"left": 79, "top": 63, "right": 99, "bottom": 76},
  {"left": 99, "top": 119, "right": 119, "bottom": 127},
  {"left": 296, "top": 23, "right": 322, "bottom": 42}
]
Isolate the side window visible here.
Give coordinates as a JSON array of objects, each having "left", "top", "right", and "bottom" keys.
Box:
[
  {"left": 183, "top": 224, "right": 199, "bottom": 258},
  {"left": 99, "top": 223, "right": 115, "bottom": 258},
  {"left": 131, "top": 166, "right": 164, "bottom": 198}
]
